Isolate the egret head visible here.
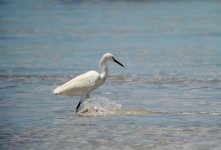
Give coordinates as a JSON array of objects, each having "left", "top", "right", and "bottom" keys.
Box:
[{"left": 99, "top": 53, "right": 124, "bottom": 67}]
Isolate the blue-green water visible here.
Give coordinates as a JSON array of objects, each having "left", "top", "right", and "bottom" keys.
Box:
[{"left": 1, "top": 0, "right": 221, "bottom": 149}]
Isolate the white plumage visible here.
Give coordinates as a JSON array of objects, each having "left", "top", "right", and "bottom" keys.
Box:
[
  {"left": 53, "top": 53, "right": 124, "bottom": 112},
  {"left": 53, "top": 71, "right": 100, "bottom": 96}
]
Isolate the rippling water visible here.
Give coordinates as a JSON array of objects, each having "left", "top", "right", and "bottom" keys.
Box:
[{"left": 1, "top": 0, "right": 221, "bottom": 149}]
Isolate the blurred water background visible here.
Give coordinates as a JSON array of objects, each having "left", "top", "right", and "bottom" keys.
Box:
[{"left": 0, "top": 0, "right": 221, "bottom": 149}]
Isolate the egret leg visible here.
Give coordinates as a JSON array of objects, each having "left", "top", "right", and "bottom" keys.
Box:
[
  {"left": 75, "top": 101, "right": 81, "bottom": 112},
  {"left": 75, "top": 94, "right": 90, "bottom": 112}
]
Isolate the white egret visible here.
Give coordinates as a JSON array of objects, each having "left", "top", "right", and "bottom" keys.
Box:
[{"left": 53, "top": 53, "right": 124, "bottom": 112}]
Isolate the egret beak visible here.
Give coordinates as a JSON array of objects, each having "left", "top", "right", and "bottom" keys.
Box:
[{"left": 113, "top": 57, "right": 124, "bottom": 67}]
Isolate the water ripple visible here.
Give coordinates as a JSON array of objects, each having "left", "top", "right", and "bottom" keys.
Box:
[{"left": 0, "top": 74, "right": 220, "bottom": 84}]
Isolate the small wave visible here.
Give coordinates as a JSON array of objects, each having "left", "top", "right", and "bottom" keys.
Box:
[
  {"left": 76, "top": 98, "right": 221, "bottom": 117},
  {"left": 1, "top": 74, "right": 220, "bottom": 84},
  {"left": 112, "top": 109, "right": 221, "bottom": 116},
  {"left": 109, "top": 74, "right": 221, "bottom": 84}
]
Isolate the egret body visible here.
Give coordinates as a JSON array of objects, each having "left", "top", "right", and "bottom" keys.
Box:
[{"left": 53, "top": 53, "right": 124, "bottom": 112}]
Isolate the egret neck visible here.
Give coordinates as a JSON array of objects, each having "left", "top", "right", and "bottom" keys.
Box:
[{"left": 99, "top": 60, "right": 108, "bottom": 83}]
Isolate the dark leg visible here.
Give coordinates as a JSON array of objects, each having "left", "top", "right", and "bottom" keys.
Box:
[
  {"left": 75, "top": 101, "right": 81, "bottom": 112},
  {"left": 76, "top": 95, "right": 89, "bottom": 112}
]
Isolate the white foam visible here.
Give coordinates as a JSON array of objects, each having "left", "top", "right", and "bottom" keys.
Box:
[{"left": 76, "top": 96, "right": 122, "bottom": 117}]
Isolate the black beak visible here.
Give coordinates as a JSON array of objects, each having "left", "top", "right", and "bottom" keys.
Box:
[{"left": 113, "top": 57, "right": 124, "bottom": 67}]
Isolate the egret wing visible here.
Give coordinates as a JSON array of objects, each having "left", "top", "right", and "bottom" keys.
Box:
[{"left": 53, "top": 71, "right": 100, "bottom": 96}]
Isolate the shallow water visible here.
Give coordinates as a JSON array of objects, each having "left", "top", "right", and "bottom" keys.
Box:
[{"left": 1, "top": 0, "right": 221, "bottom": 149}]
